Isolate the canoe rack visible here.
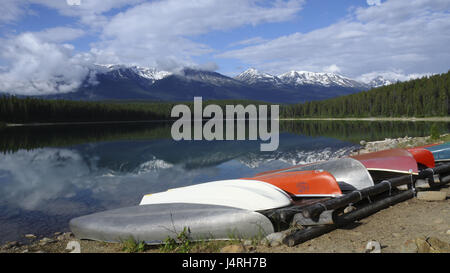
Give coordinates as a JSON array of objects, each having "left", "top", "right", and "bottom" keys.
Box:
[{"left": 262, "top": 163, "right": 450, "bottom": 247}]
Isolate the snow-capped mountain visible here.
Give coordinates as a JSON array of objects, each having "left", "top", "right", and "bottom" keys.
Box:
[
  {"left": 236, "top": 68, "right": 284, "bottom": 86},
  {"left": 93, "top": 64, "right": 172, "bottom": 83},
  {"left": 366, "top": 76, "right": 394, "bottom": 88},
  {"left": 180, "top": 68, "right": 245, "bottom": 87},
  {"left": 278, "top": 71, "right": 368, "bottom": 89},
  {"left": 39, "top": 64, "right": 394, "bottom": 103},
  {"left": 236, "top": 68, "right": 377, "bottom": 89}
]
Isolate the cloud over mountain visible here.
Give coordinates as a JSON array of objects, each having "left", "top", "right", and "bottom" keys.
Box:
[
  {"left": 0, "top": 0, "right": 305, "bottom": 94},
  {"left": 0, "top": 33, "right": 92, "bottom": 95},
  {"left": 0, "top": 0, "right": 447, "bottom": 95},
  {"left": 217, "top": 0, "right": 450, "bottom": 79}
]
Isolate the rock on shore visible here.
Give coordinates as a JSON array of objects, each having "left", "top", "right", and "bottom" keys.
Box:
[{"left": 353, "top": 135, "right": 439, "bottom": 155}]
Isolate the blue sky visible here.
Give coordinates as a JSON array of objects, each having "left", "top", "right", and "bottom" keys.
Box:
[
  {"left": 192, "top": 0, "right": 364, "bottom": 74},
  {"left": 0, "top": 0, "right": 449, "bottom": 95}
]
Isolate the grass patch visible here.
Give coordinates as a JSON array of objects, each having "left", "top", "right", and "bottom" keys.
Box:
[
  {"left": 437, "top": 134, "right": 450, "bottom": 142},
  {"left": 430, "top": 123, "right": 441, "bottom": 140},
  {"left": 159, "top": 227, "right": 193, "bottom": 253},
  {"left": 121, "top": 237, "right": 146, "bottom": 253},
  {"left": 158, "top": 227, "right": 253, "bottom": 253}
]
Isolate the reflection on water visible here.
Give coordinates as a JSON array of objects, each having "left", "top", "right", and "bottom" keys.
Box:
[{"left": 0, "top": 120, "right": 448, "bottom": 243}]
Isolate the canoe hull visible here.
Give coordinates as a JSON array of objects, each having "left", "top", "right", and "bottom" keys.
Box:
[
  {"left": 355, "top": 156, "right": 418, "bottom": 174},
  {"left": 139, "top": 179, "right": 293, "bottom": 211},
  {"left": 351, "top": 149, "right": 419, "bottom": 182},
  {"left": 247, "top": 170, "right": 342, "bottom": 197},
  {"left": 407, "top": 148, "right": 435, "bottom": 168},
  {"left": 70, "top": 203, "right": 275, "bottom": 245},
  {"left": 255, "top": 158, "right": 374, "bottom": 192},
  {"left": 425, "top": 142, "right": 450, "bottom": 163}
]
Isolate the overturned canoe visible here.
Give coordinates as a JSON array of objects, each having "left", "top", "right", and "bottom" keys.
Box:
[
  {"left": 351, "top": 149, "right": 419, "bottom": 182},
  {"left": 415, "top": 143, "right": 441, "bottom": 149},
  {"left": 70, "top": 203, "right": 274, "bottom": 244},
  {"left": 425, "top": 142, "right": 450, "bottom": 163},
  {"left": 245, "top": 170, "right": 342, "bottom": 198},
  {"left": 139, "top": 179, "right": 293, "bottom": 211},
  {"left": 254, "top": 158, "right": 374, "bottom": 192},
  {"left": 351, "top": 148, "right": 414, "bottom": 162},
  {"left": 407, "top": 148, "right": 435, "bottom": 169},
  {"left": 352, "top": 148, "right": 432, "bottom": 169},
  {"left": 351, "top": 149, "right": 419, "bottom": 173}
]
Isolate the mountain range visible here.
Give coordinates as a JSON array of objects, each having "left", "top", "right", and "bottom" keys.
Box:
[{"left": 42, "top": 65, "right": 394, "bottom": 103}]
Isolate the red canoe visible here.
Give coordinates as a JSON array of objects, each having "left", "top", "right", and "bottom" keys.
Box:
[
  {"left": 351, "top": 149, "right": 419, "bottom": 181},
  {"left": 244, "top": 170, "right": 342, "bottom": 198},
  {"left": 406, "top": 148, "right": 435, "bottom": 169}
]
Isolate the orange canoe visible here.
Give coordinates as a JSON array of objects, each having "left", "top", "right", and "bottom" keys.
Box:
[
  {"left": 253, "top": 158, "right": 375, "bottom": 192},
  {"left": 244, "top": 170, "right": 342, "bottom": 197}
]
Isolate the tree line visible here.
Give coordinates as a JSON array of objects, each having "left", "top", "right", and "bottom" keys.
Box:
[
  {"left": 0, "top": 96, "right": 267, "bottom": 124},
  {"left": 0, "top": 96, "right": 178, "bottom": 124},
  {"left": 281, "top": 71, "right": 450, "bottom": 118}
]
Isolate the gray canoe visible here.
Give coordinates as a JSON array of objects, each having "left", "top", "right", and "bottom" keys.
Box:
[
  {"left": 69, "top": 203, "right": 275, "bottom": 245},
  {"left": 263, "top": 158, "right": 374, "bottom": 191}
]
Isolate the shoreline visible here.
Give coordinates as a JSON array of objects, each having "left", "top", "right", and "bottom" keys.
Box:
[
  {"left": 280, "top": 117, "right": 450, "bottom": 122},
  {"left": 1, "top": 134, "right": 449, "bottom": 253},
  {"left": 4, "top": 120, "right": 172, "bottom": 127},
  {"left": 3, "top": 116, "right": 450, "bottom": 127}
]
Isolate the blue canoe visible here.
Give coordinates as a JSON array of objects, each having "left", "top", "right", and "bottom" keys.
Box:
[{"left": 425, "top": 142, "right": 450, "bottom": 163}]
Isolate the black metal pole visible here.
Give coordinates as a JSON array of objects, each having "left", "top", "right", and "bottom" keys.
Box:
[
  {"left": 302, "top": 163, "right": 450, "bottom": 220},
  {"left": 283, "top": 190, "right": 415, "bottom": 247},
  {"left": 302, "top": 175, "right": 413, "bottom": 220}
]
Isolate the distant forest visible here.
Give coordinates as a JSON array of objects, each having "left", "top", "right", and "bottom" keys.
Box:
[
  {"left": 281, "top": 71, "right": 450, "bottom": 118},
  {"left": 0, "top": 97, "right": 266, "bottom": 124},
  {"left": 0, "top": 97, "right": 172, "bottom": 124},
  {"left": 0, "top": 71, "right": 449, "bottom": 125}
]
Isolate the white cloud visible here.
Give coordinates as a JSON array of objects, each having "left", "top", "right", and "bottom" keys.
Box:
[
  {"left": 0, "top": 146, "right": 221, "bottom": 212},
  {"left": 217, "top": 0, "right": 450, "bottom": 78},
  {"left": 0, "top": 148, "right": 91, "bottom": 210},
  {"left": 0, "top": 33, "right": 92, "bottom": 95},
  {"left": 0, "top": 0, "right": 146, "bottom": 28},
  {"left": 228, "top": 37, "right": 268, "bottom": 48},
  {"left": 357, "top": 70, "right": 432, "bottom": 83},
  {"left": 91, "top": 0, "right": 305, "bottom": 69},
  {"left": 33, "top": 27, "right": 85, "bottom": 43},
  {"left": 0, "top": 0, "right": 28, "bottom": 24},
  {"left": 323, "top": 64, "right": 341, "bottom": 73},
  {"left": 366, "top": 0, "right": 381, "bottom": 6},
  {"left": 0, "top": 0, "right": 305, "bottom": 94},
  {"left": 66, "top": 0, "right": 81, "bottom": 6},
  {"left": 3, "top": 0, "right": 447, "bottom": 95}
]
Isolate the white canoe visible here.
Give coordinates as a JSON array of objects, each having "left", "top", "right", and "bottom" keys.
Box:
[{"left": 140, "top": 179, "right": 293, "bottom": 211}]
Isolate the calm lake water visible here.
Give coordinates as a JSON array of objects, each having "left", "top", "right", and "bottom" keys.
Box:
[{"left": 0, "top": 120, "right": 448, "bottom": 244}]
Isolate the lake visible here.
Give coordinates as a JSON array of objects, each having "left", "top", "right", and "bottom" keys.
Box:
[{"left": 0, "top": 120, "right": 448, "bottom": 244}]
